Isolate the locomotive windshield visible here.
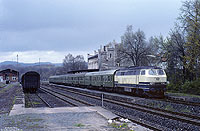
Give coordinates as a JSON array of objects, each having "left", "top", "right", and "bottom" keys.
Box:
[
  {"left": 149, "top": 69, "right": 157, "bottom": 75},
  {"left": 148, "top": 69, "right": 165, "bottom": 75},
  {"left": 158, "top": 69, "right": 165, "bottom": 75}
]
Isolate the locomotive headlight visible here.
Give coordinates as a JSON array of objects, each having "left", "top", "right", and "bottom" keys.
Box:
[{"left": 149, "top": 82, "right": 154, "bottom": 85}]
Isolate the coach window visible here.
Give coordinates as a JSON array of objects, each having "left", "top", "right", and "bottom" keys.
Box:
[
  {"left": 108, "top": 76, "right": 111, "bottom": 81},
  {"left": 141, "top": 70, "right": 145, "bottom": 75}
]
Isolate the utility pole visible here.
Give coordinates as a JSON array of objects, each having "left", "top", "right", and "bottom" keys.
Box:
[
  {"left": 17, "top": 54, "right": 18, "bottom": 66},
  {"left": 39, "top": 58, "right": 41, "bottom": 75},
  {"left": 17, "top": 54, "right": 19, "bottom": 82}
]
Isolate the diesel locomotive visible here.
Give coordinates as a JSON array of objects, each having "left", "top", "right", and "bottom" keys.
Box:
[{"left": 49, "top": 66, "right": 167, "bottom": 97}]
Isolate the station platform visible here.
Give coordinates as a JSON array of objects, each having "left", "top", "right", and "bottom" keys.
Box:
[
  {"left": 9, "top": 105, "right": 119, "bottom": 130},
  {"left": 0, "top": 85, "right": 151, "bottom": 131}
]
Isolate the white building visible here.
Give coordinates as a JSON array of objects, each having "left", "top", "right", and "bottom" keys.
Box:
[
  {"left": 0, "top": 76, "right": 3, "bottom": 82},
  {"left": 88, "top": 54, "right": 98, "bottom": 69},
  {"left": 88, "top": 41, "right": 121, "bottom": 71}
]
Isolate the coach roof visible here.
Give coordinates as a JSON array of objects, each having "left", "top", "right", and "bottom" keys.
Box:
[{"left": 85, "top": 69, "right": 117, "bottom": 76}]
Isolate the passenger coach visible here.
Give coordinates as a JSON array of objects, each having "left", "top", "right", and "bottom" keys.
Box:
[{"left": 49, "top": 66, "right": 167, "bottom": 97}]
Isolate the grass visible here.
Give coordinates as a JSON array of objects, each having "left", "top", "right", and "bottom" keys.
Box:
[
  {"left": 27, "top": 124, "right": 44, "bottom": 129},
  {"left": 0, "top": 82, "right": 6, "bottom": 88},
  {"left": 0, "top": 84, "right": 14, "bottom": 93},
  {"left": 26, "top": 118, "right": 43, "bottom": 122},
  {"left": 164, "top": 104, "right": 175, "bottom": 111},
  {"left": 166, "top": 92, "right": 200, "bottom": 98},
  {"left": 32, "top": 102, "right": 41, "bottom": 105},
  {"left": 147, "top": 102, "right": 161, "bottom": 108},
  {"left": 9, "top": 96, "right": 17, "bottom": 112},
  {"left": 74, "top": 123, "right": 85, "bottom": 127},
  {"left": 109, "top": 122, "right": 134, "bottom": 131},
  {"left": 180, "top": 108, "right": 191, "bottom": 113}
]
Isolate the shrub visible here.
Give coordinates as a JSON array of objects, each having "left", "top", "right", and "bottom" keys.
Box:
[
  {"left": 167, "top": 82, "right": 182, "bottom": 92},
  {"left": 181, "top": 79, "right": 200, "bottom": 95}
]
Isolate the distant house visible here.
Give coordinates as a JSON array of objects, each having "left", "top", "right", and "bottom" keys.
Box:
[
  {"left": 0, "top": 76, "right": 3, "bottom": 82},
  {"left": 88, "top": 41, "right": 126, "bottom": 71},
  {"left": 88, "top": 54, "right": 98, "bottom": 69},
  {"left": 0, "top": 69, "right": 19, "bottom": 83}
]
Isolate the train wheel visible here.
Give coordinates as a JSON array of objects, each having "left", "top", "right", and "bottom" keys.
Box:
[{"left": 136, "top": 89, "right": 144, "bottom": 97}]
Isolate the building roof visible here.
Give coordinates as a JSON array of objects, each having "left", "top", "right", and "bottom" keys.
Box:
[
  {"left": 67, "top": 69, "right": 99, "bottom": 74},
  {"left": 0, "top": 69, "right": 18, "bottom": 74},
  {"left": 88, "top": 54, "right": 98, "bottom": 60},
  {"left": 120, "top": 66, "right": 162, "bottom": 70},
  {"left": 85, "top": 69, "right": 117, "bottom": 76}
]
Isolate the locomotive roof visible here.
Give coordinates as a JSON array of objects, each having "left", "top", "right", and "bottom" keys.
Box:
[
  {"left": 49, "top": 75, "right": 66, "bottom": 78},
  {"left": 119, "top": 66, "right": 162, "bottom": 70},
  {"left": 85, "top": 69, "right": 117, "bottom": 76}
]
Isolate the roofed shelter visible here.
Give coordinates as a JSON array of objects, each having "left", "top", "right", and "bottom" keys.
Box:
[{"left": 0, "top": 69, "right": 19, "bottom": 83}]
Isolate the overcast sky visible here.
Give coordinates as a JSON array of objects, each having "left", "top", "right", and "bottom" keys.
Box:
[{"left": 0, "top": 0, "right": 182, "bottom": 63}]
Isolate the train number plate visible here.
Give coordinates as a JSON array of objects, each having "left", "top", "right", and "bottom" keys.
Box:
[
  {"left": 124, "top": 88, "right": 132, "bottom": 92},
  {"left": 155, "top": 77, "right": 160, "bottom": 81}
]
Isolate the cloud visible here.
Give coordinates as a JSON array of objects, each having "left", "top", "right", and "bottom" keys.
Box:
[
  {"left": 0, "top": 0, "right": 182, "bottom": 63},
  {"left": 0, "top": 50, "right": 88, "bottom": 63}
]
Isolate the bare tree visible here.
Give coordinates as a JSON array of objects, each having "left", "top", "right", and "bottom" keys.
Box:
[
  {"left": 118, "top": 25, "right": 149, "bottom": 66},
  {"left": 63, "top": 53, "right": 87, "bottom": 72}
]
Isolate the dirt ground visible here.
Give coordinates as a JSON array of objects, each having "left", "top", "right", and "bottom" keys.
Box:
[{"left": 0, "top": 83, "right": 21, "bottom": 115}]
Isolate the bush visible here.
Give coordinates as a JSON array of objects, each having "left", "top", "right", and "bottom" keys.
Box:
[
  {"left": 167, "top": 82, "right": 182, "bottom": 92},
  {"left": 181, "top": 79, "right": 200, "bottom": 95},
  {"left": 167, "top": 79, "right": 200, "bottom": 95}
]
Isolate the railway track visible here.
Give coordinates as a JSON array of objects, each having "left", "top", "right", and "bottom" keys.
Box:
[
  {"left": 164, "top": 96, "right": 200, "bottom": 107},
  {"left": 25, "top": 93, "right": 49, "bottom": 108},
  {"left": 36, "top": 93, "right": 53, "bottom": 108},
  {"left": 41, "top": 85, "right": 161, "bottom": 130},
  {"left": 39, "top": 87, "right": 93, "bottom": 107},
  {"left": 42, "top": 84, "right": 200, "bottom": 130}
]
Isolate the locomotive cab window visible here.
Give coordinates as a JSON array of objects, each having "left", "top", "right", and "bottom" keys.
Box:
[
  {"left": 158, "top": 69, "right": 165, "bottom": 75},
  {"left": 121, "top": 72, "right": 125, "bottom": 75},
  {"left": 148, "top": 69, "right": 157, "bottom": 75}
]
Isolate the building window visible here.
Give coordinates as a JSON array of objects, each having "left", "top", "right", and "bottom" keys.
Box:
[
  {"left": 110, "top": 54, "right": 112, "bottom": 58},
  {"left": 12, "top": 77, "right": 16, "bottom": 80}
]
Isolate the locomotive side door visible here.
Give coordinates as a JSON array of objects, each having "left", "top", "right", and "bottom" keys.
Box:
[{"left": 135, "top": 70, "right": 140, "bottom": 85}]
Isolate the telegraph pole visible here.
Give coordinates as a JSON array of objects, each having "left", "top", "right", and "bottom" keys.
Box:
[
  {"left": 17, "top": 54, "right": 19, "bottom": 82},
  {"left": 39, "top": 58, "right": 41, "bottom": 74}
]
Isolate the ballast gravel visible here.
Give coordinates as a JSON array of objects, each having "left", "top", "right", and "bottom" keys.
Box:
[{"left": 49, "top": 85, "right": 200, "bottom": 130}]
